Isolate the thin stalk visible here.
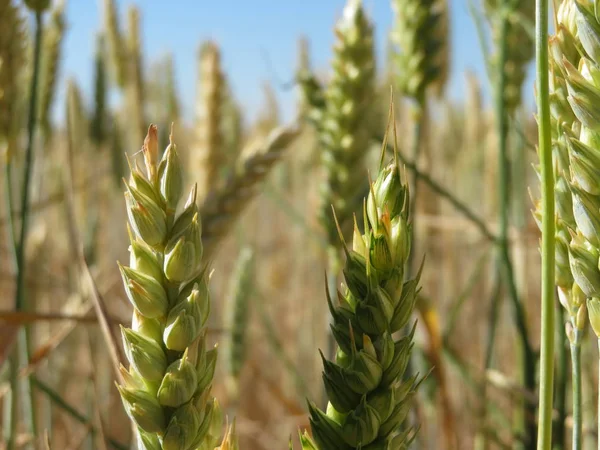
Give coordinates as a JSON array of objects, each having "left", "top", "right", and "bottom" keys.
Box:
[
  {"left": 443, "top": 248, "right": 491, "bottom": 341},
  {"left": 536, "top": 0, "right": 556, "bottom": 446},
  {"left": 554, "top": 303, "right": 566, "bottom": 450},
  {"left": 570, "top": 339, "right": 582, "bottom": 450},
  {"left": 495, "top": 6, "right": 535, "bottom": 447},
  {"left": 7, "top": 12, "right": 44, "bottom": 450},
  {"left": 407, "top": 102, "right": 424, "bottom": 277},
  {"left": 475, "top": 271, "right": 502, "bottom": 450},
  {"left": 3, "top": 164, "right": 17, "bottom": 267}
]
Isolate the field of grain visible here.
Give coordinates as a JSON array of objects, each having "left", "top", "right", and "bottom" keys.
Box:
[{"left": 1, "top": 1, "right": 597, "bottom": 449}]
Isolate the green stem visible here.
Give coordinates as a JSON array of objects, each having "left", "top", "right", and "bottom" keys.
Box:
[
  {"left": 554, "top": 303, "right": 566, "bottom": 450},
  {"left": 536, "top": 0, "right": 556, "bottom": 446},
  {"left": 570, "top": 339, "right": 582, "bottom": 450},
  {"left": 443, "top": 248, "right": 490, "bottom": 342},
  {"left": 475, "top": 272, "right": 502, "bottom": 450},
  {"left": 409, "top": 102, "right": 424, "bottom": 213},
  {"left": 495, "top": 6, "right": 535, "bottom": 447},
  {"left": 407, "top": 102, "right": 425, "bottom": 277},
  {"left": 7, "top": 12, "right": 44, "bottom": 449},
  {"left": 3, "top": 163, "right": 18, "bottom": 267}
]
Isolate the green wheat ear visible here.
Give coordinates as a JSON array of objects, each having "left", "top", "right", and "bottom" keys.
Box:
[
  {"left": 118, "top": 124, "right": 223, "bottom": 449},
  {"left": 299, "top": 0, "right": 376, "bottom": 267},
  {"left": 484, "top": 0, "right": 535, "bottom": 116},
  {"left": 391, "top": 0, "right": 449, "bottom": 102},
  {"left": 302, "top": 106, "right": 424, "bottom": 449}
]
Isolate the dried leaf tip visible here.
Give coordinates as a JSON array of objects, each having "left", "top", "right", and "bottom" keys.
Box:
[{"left": 143, "top": 124, "right": 159, "bottom": 181}]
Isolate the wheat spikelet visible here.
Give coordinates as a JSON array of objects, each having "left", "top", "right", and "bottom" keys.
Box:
[
  {"left": 200, "top": 125, "right": 300, "bottom": 259},
  {"left": 302, "top": 137, "right": 423, "bottom": 449},
  {"left": 299, "top": 0, "right": 375, "bottom": 267},
  {"left": 103, "top": 0, "right": 127, "bottom": 89},
  {"left": 125, "top": 5, "right": 146, "bottom": 148},
  {"left": 391, "top": 0, "right": 449, "bottom": 102},
  {"left": 118, "top": 125, "right": 224, "bottom": 449},
  {"left": 485, "top": 0, "right": 535, "bottom": 115},
  {"left": 195, "top": 41, "right": 225, "bottom": 201},
  {"left": 0, "top": 0, "right": 26, "bottom": 159},
  {"left": 38, "top": 0, "right": 66, "bottom": 138}
]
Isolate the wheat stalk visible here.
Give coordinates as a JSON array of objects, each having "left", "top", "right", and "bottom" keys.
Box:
[
  {"left": 200, "top": 125, "right": 300, "bottom": 259},
  {"left": 535, "top": 0, "right": 600, "bottom": 446},
  {"left": 117, "top": 125, "right": 224, "bottom": 449}
]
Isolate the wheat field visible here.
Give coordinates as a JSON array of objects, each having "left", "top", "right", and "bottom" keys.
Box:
[{"left": 0, "top": 0, "right": 595, "bottom": 449}]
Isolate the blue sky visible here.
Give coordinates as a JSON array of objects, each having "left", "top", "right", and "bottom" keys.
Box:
[{"left": 53, "top": 0, "right": 528, "bottom": 125}]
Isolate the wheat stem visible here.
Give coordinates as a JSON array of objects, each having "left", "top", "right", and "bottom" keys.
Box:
[
  {"left": 535, "top": 0, "right": 555, "bottom": 447},
  {"left": 554, "top": 303, "right": 567, "bottom": 450},
  {"left": 7, "top": 12, "right": 44, "bottom": 449},
  {"left": 495, "top": 10, "right": 536, "bottom": 441},
  {"left": 570, "top": 337, "right": 583, "bottom": 450}
]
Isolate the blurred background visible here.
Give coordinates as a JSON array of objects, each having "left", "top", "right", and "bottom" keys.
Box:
[{"left": 0, "top": 0, "right": 547, "bottom": 449}]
